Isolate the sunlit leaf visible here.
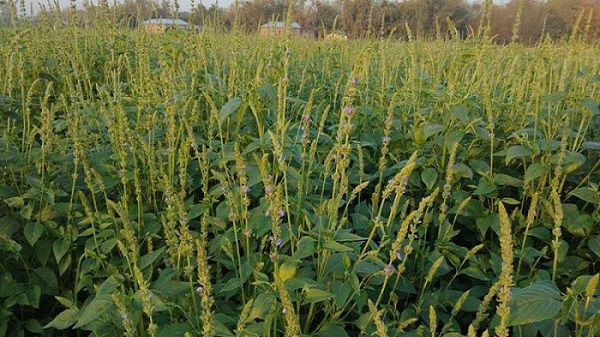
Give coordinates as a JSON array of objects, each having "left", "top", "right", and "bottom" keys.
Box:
[{"left": 508, "top": 280, "right": 562, "bottom": 326}]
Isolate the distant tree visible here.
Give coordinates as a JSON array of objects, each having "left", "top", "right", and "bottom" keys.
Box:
[
  {"left": 399, "top": 0, "right": 468, "bottom": 39},
  {"left": 0, "top": 0, "right": 13, "bottom": 27},
  {"left": 339, "top": 0, "right": 373, "bottom": 38},
  {"left": 310, "top": 0, "right": 340, "bottom": 36}
]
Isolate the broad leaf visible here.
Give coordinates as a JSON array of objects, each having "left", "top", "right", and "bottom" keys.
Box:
[
  {"left": 218, "top": 97, "right": 242, "bottom": 124},
  {"left": 588, "top": 236, "right": 600, "bottom": 259},
  {"left": 524, "top": 163, "right": 548, "bottom": 184},
  {"left": 505, "top": 145, "right": 532, "bottom": 165},
  {"left": 43, "top": 308, "right": 79, "bottom": 330},
  {"left": 508, "top": 280, "right": 562, "bottom": 326},
  {"left": 73, "top": 298, "right": 113, "bottom": 329},
  {"left": 421, "top": 168, "right": 438, "bottom": 190},
  {"left": 495, "top": 174, "right": 523, "bottom": 187},
  {"left": 157, "top": 323, "right": 191, "bottom": 337},
  {"left": 304, "top": 288, "right": 333, "bottom": 304},
  {"left": 568, "top": 187, "right": 599, "bottom": 205},
  {"left": 292, "top": 236, "right": 316, "bottom": 259},
  {"left": 423, "top": 123, "right": 445, "bottom": 140},
  {"left": 317, "top": 323, "right": 351, "bottom": 337},
  {"left": 323, "top": 240, "right": 353, "bottom": 252},
  {"left": 24, "top": 223, "right": 44, "bottom": 247}
]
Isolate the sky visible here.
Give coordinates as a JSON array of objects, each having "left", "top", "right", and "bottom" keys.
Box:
[{"left": 15, "top": 0, "right": 508, "bottom": 16}]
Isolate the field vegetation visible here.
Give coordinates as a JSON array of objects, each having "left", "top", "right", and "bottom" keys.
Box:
[{"left": 1, "top": 3, "right": 600, "bottom": 337}]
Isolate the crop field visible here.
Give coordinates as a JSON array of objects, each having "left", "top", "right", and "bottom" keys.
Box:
[{"left": 1, "top": 19, "right": 600, "bottom": 337}]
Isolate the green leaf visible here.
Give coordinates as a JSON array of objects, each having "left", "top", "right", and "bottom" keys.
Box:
[
  {"left": 563, "top": 205, "right": 594, "bottom": 237},
  {"left": 187, "top": 203, "right": 209, "bottom": 220},
  {"left": 323, "top": 240, "right": 353, "bottom": 252},
  {"left": 524, "top": 163, "right": 548, "bottom": 184},
  {"left": 568, "top": 187, "right": 599, "bottom": 204},
  {"left": 218, "top": 97, "right": 242, "bottom": 124},
  {"left": 461, "top": 266, "right": 489, "bottom": 281},
  {"left": 495, "top": 174, "right": 523, "bottom": 187},
  {"left": 73, "top": 298, "right": 113, "bottom": 329},
  {"left": 247, "top": 292, "right": 275, "bottom": 321},
  {"left": 508, "top": 280, "right": 562, "bottom": 326},
  {"left": 542, "top": 91, "right": 566, "bottom": 103},
  {"left": 303, "top": 288, "right": 333, "bottom": 304},
  {"left": 579, "top": 97, "right": 599, "bottom": 115},
  {"left": 24, "top": 223, "right": 44, "bottom": 247},
  {"left": 317, "top": 323, "right": 351, "bottom": 337},
  {"left": 334, "top": 230, "right": 366, "bottom": 242},
  {"left": 453, "top": 162, "right": 473, "bottom": 180},
  {"left": 558, "top": 151, "right": 586, "bottom": 174},
  {"left": 20, "top": 203, "right": 33, "bottom": 220},
  {"left": 421, "top": 168, "right": 438, "bottom": 190},
  {"left": 423, "top": 123, "right": 446, "bottom": 140},
  {"left": 58, "top": 254, "right": 72, "bottom": 276},
  {"left": 4, "top": 196, "right": 24, "bottom": 208},
  {"left": 535, "top": 139, "right": 560, "bottom": 152},
  {"left": 473, "top": 177, "right": 496, "bottom": 196},
  {"left": 25, "top": 175, "right": 44, "bottom": 190},
  {"left": 450, "top": 105, "right": 470, "bottom": 125},
  {"left": 331, "top": 282, "right": 352, "bottom": 310},
  {"left": 219, "top": 277, "right": 242, "bottom": 293},
  {"left": 292, "top": 236, "right": 316, "bottom": 259},
  {"left": 156, "top": 323, "right": 190, "bottom": 337},
  {"left": 52, "top": 238, "right": 70, "bottom": 264},
  {"left": 138, "top": 246, "right": 166, "bottom": 270},
  {"left": 96, "top": 275, "right": 120, "bottom": 297},
  {"left": 27, "top": 285, "right": 41, "bottom": 308},
  {"left": 582, "top": 141, "right": 600, "bottom": 150},
  {"left": 588, "top": 236, "right": 600, "bottom": 259},
  {"left": 25, "top": 319, "right": 43, "bottom": 333},
  {"left": 43, "top": 308, "right": 79, "bottom": 330},
  {"left": 505, "top": 145, "right": 532, "bottom": 165},
  {"left": 54, "top": 296, "right": 75, "bottom": 309}
]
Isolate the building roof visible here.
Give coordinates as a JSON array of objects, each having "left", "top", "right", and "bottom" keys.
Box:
[
  {"left": 261, "top": 21, "right": 302, "bottom": 30},
  {"left": 141, "top": 18, "right": 189, "bottom": 26}
]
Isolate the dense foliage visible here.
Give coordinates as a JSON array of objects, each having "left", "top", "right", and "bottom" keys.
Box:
[{"left": 1, "top": 21, "right": 600, "bottom": 337}]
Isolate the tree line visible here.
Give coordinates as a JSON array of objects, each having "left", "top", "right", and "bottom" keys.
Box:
[{"left": 5, "top": 0, "right": 600, "bottom": 42}]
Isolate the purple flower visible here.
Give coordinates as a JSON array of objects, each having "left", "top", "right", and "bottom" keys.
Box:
[
  {"left": 122, "top": 313, "right": 129, "bottom": 321},
  {"left": 245, "top": 229, "right": 252, "bottom": 237},
  {"left": 243, "top": 186, "right": 250, "bottom": 193},
  {"left": 278, "top": 209, "right": 286, "bottom": 218},
  {"left": 196, "top": 286, "right": 204, "bottom": 295},
  {"left": 384, "top": 265, "right": 395, "bottom": 275},
  {"left": 276, "top": 238, "right": 283, "bottom": 247},
  {"left": 302, "top": 114, "right": 312, "bottom": 123},
  {"left": 149, "top": 292, "right": 155, "bottom": 299},
  {"left": 282, "top": 307, "right": 288, "bottom": 314},
  {"left": 350, "top": 77, "right": 360, "bottom": 86},
  {"left": 382, "top": 136, "right": 391, "bottom": 145},
  {"left": 343, "top": 106, "right": 355, "bottom": 115},
  {"left": 265, "top": 185, "right": 273, "bottom": 193},
  {"left": 396, "top": 252, "right": 403, "bottom": 261}
]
